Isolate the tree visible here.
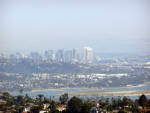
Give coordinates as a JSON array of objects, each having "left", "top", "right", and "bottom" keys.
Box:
[
  {"left": 16, "top": 95, "right": 25, "bottom": 105},
  {"left": 49, "top": 100, "right": 58, "bottom": 113},
  {"left": 30, "top": 106, "right": 41, "bottom": 113},
  {"left": 43, "top": 97, "right": 50, "bottom": 103},
  {"left": 130, "top": 103, "right": 140, "bottom": 113},
  {"left": 35, "top": 94, "right": 44, "bottom": 110},
  {"left": 118, "top": 109, "right": 126, "bottom": 113},
  {"left": 2, "top": 92, "right": 14, "bottom": 106},
  {"left": 67, "top": 96, "right": 83, "bottom": 113},
  {"left": 59, "top": 93, "right": 68, "bottom": 105},
  {"left": 112, "top": 97, "right": 122, "bottom": 109},
  {"left": 37, "top": 94, "right": 44, "bottom": 104},
  {"left": 25, "top": 94, "right": 32, "bottom": 103},
  {"left": 81, "top": 101, "right": 93, "bottom": 113},
  {"left": 121, "top": 96, "right": 133, "bottom": 108},
  {"left": 138, "top": 94, "right": 148, "bottom": 108}
]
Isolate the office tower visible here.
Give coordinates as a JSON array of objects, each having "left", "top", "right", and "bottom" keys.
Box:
[
  {"left": 72, "top": 48, "right": 77, "bottom": 59},
  {"left": 83, "top": 47, "right": 93, "bottom": 63},
  {"left": 64, "top": 50, "right": 73, "bottom": 62},
  {"left": 56, "top": 49, "right": 64, "bottom": 62},
  {"left": 44, "top": 50, "right": 53, "bottom": 60},
  {"left": 15, "top": 52, "right": 25, "bottom": 59},
  {"left": 72, "top": 48, "right": 80, "bottom": 62},
  {"left": 30, "top": 52, "right": 42, "bottom": 60}
]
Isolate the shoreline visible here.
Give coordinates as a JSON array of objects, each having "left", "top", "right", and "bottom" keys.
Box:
[
  {"left": 10, "top": 89, "right": 150, "bottom": 97},
  {"left": 30, "top": 81, "right": 150, "bottom": 93},
  {"left": 8, "top": 82, "right": 150, "bottom": 97},
  {"left": 69, "top": 90, "right": 150, "bottom": 97}
]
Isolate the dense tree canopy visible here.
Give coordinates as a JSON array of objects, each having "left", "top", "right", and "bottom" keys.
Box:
[
  {"left": 1, "top": 92, "right": 150, "bottom": 113},
  {"left": 138, "top": 94, "right": 148, "bottom": 108},
  {"left": 67, "top": 96, "right": 83, "bottom": 113}
]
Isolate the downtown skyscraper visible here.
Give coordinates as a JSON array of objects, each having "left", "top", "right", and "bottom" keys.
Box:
[{"left": 83, "top": 47, "right": 93, "bottom": 63}]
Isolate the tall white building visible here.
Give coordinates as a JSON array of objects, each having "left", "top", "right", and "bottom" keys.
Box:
[{"left": 83, "top": 47, "right": 93, "bottom": 63}]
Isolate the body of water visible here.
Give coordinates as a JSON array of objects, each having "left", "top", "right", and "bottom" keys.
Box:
[{"left": 10, "top": 82, "right": 150, "bottom": 100}]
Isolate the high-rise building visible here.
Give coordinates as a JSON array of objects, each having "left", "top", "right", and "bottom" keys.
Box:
[
  {"left": 72, "top": 48, "right": 77, "bottom": 59},
  {"left": 83, "top": 47, "right": 93, "bottom": 63},
  {"left": 44, "top": 50, "right": 53, "bottom": 60},
  {"left": 30, "top": 52, "right": 42, "bottom": 60},
  {"left": 64, "top": 50, "right": 73, "bottom": 62},
  {"left": 56, "top": 49, "right": 64, "bottom": 62}
]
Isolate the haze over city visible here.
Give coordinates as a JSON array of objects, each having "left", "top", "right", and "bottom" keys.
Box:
[
  {"left": 0, "top": 0, "right": 150, "bottom": 54},
  {"left": 1, "top": 1, "right": 150, "bottom": 113}
]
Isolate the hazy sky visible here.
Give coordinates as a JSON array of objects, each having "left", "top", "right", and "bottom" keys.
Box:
[{"left": 0, "top": 0, "right": 150, "bottom": 54}]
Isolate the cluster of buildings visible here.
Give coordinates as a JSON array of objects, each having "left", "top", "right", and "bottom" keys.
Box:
[
  {"left": 35, "top": 47, "right": 94, "bottom": 63},
  {"left": 2, "top": 47, "right": 94, "bottom": 64},
  {"left": 0, "top": 71, "right": 131, "bottom": 92}
]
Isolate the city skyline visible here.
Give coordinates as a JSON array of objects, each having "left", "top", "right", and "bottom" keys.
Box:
[{"left": 0, "top": 47, "right": 94, "bottom": 63}]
